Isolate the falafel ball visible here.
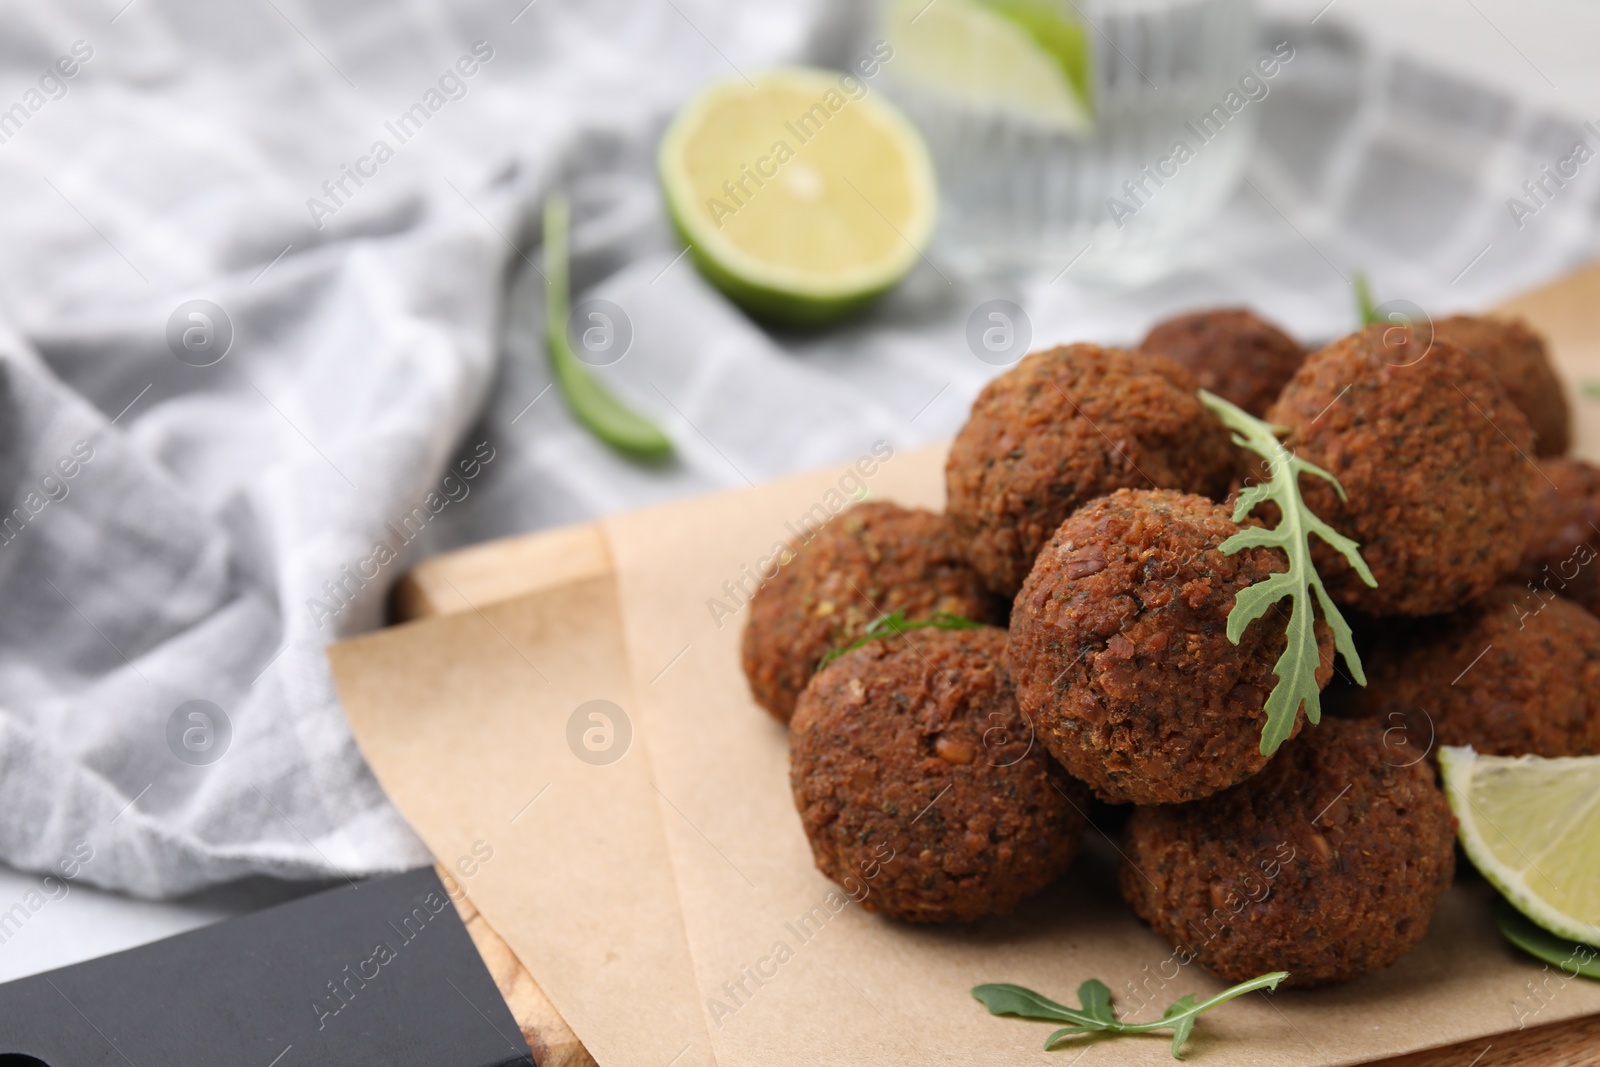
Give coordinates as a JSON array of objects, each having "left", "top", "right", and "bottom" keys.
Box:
[
  {"left": 1519, "top": 457, "right": 1600, "bottom": 617},
  {"left": 1266, "top": 325, "right": 1537, "bottom": 617},
  {"left": 742, "top": 502, "right": 1004, "bottom": 723},
  {"left": 1349, "top": 583, "right": 1600, "bottom": 758},
  {"left": 790, "top": 626, "right": 1089, "bottom": 922},
  {"left": 1138, "top": 307, "right": 1307, "bottom": 417},
  {"left": 1008, "top": 489, "right": 1333, "bottom": 806},
  {"left": 1119, "top": 717, "right": 1456, "bottom": 987},
  {"left": 946, "top": 344, "right": 1237, "bottom": 598},
  {"left": 1433, "top": 315, "right": 1570, "bottom": 456}
]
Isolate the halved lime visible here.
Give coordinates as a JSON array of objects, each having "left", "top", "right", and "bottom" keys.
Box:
[
  {"left": 1438, "top": 746, "right": 1600, "bottom": 946},
  {"left": 885, "top": 0, "right": 1093, "bottom": 131},
  {"left": 658, "top": 68, "right": 937, "bottom": 327}
]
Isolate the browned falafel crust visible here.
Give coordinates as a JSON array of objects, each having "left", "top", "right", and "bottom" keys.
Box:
[
  {"left": 1519, "top": 457, "right": 1600, "bottom": 617},
  {"left": 1266, "top": 325, "right": 1537, "bottom": 617},
  {"left": 742, "top": 502, "right": 1003, "bottom": 723},
  {"left": 1008, "top": 489, "right": 1332, "bottom": 806},
  {"left": 945, "top": 344, "right": 1237, "bottom": 598},
  {"left": 1433, "top": 315, "right": 1570, "bottom": 456},
  {"left": 1138, "top": 307, "right": 1307, "bottom": 417},
  {"left": 1119, "top": 717, "right": 1456, "bottom": 987},
  {"left": 789, "top": 626, "right": 1088, "bottom": 923},
  {"left": 1349, "top": 583, "right": 1600, "bottom": 758}
]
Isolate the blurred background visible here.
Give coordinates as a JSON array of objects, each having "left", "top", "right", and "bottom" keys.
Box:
[{"left": 1, "top": 0, "right": 1597, "bottom": 982}]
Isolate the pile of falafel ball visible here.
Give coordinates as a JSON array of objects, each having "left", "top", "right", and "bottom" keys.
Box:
[{"left": 742, "top": 308, "right": 1600, "bottom": 988}]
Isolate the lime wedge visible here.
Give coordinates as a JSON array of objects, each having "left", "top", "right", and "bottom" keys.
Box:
[
  {"left": 658, "top": 68, "right": 937, "bottom": 327},
  {"left": 982, "top": 0, "right": 1095, "bottom": 109},
  {"left": 885, "top": 0, "right": 1093, "bottom": 131},
  {"left": 1439, "top": 746, "right": 1600, "bottom": 946}
]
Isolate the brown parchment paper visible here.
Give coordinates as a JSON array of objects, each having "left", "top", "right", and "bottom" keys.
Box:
[
  {"left": 597, "top": 443, "right": 1600, "bottom": 1067},
  {"left": 330, "top": 570, "right": 714, "bottom": 1067},
  {"left": 334, "top": 439, "right": 1600, "bottom": 1067}
]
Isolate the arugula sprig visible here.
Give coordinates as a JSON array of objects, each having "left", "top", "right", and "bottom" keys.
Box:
[
  {"left": 1200, "top": 390, "right": 1376, "bottom": 755},
  {"left": 815, "top": 611, "right": 983, "bottom": 671},
  {"left": 973, "top": 972, "right": 1289, "bottom": 1059}
]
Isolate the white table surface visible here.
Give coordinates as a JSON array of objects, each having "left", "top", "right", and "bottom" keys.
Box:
[{"left": 0, "top": 867, "right": 329, "bottom": 983}]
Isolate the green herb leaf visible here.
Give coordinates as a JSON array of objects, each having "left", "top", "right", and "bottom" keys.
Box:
[
  {"left": 974, "top": 971, "right": 1288, "bottom": 1059},
  {"left": 543, "top": 196, "right": 673, "bottom": 460},
  {"left": 1354, "top": 272, "right": 1379, "bottom": 326},
  {"left": 971, "top": 983, "right": 1107, "bottom": 1027},
  {"left": 1495, "top": 898, "right": 1600, "bottom": 980},
  {"left": 1077, "top": 979, "right": 1115, "bottom": 1024},
  {"left": 1044, "top": 1025, "right": 1094, "bottom": 1046},
  {"left": 1583, "top": 380, "right": 1600, "bottom": 401},
  {"left": 1199, "top": 390, "right": 1376, "bottom": 756},
  {"left": 1162, "top": 995, "right": 1198, "bottom": 1057},
  {"left": 814, "top": 611, "right": 985, "bottom": 671}
]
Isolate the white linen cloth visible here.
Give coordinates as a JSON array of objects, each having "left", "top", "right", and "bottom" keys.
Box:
[{"left": 0, "top": 0, "right": 1596, "bottom": 898}]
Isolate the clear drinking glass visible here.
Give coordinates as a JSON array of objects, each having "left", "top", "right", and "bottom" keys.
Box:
[{"left": 873, "top": 0, "right": 1261, "bottom": 283}]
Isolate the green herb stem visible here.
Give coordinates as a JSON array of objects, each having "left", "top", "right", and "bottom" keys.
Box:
[
  {"left": 1354, "top": 272, "right": 1379, "bottom": 326},
  {"left": 543, "top": 196, "right": 673, "bottom": 460}
]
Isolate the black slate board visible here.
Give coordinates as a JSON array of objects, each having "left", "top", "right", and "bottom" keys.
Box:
[{"left": 0, "top": 867, "right": 534, "bottom": 1066}]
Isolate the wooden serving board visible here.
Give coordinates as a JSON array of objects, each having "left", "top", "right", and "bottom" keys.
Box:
[{"left": 392, "top": 263, "right": 1600, "bottom": 1067}]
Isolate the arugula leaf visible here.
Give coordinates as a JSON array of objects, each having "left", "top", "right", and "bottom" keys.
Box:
[
  {"left": 1162, "top": 995, "right": 1198, "bottom": 1057},
  {"left": 1495, "top": 898, "right": 1600, "bottom": 979},
  {"left": 1032, "top": 980, "right": 1118, "bottom": 1047},
  {"left": 974, "top": 971, "right": 1289, "bottom": 1059},
  {"left": 814, "top": 611, "right": 984, "bottom": 671},
  {"left": 1077, "top": 979, "right": 1115, "bottom": 1024},
  {"left": 1199, "top": 390, "right": 1376, "bottom": 756},
  {"left": 971, "top": 983, "right": 1106, "bottom": 1026},
  {"left": 543, "top": 196, "right": 673, "bottom": 460}
]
